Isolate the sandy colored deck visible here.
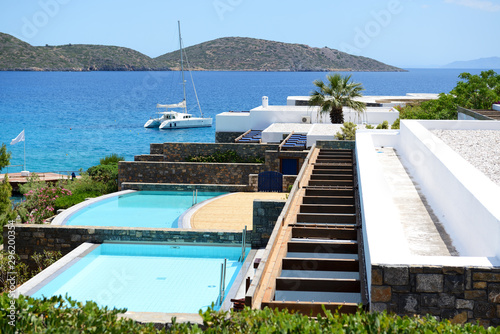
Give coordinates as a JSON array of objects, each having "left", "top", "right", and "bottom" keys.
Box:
[{"left": 190, "top": 192, "right": 287, "bottom": 230}]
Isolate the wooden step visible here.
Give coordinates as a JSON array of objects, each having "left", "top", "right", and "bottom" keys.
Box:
[
  {"left": 308, "top": 180, "right": 353, "bottom": 187},
  {"left": 282, "top": 258, "right": 359, "bottom": 272},
  {"left": 291, "top": 227, "right": 357, "bottom": 240},
  {"left": 288, "top": 241, "right": 358, "bottom": 254},
  {"left": 312, "top": 169, "right": 353, "bottom": 175},
  {"left": 313, "top": 163, "right": 353, "bottom": 169},
  {"left": 296, "top": 213, "right": 356, "bottom": 224},
  {"left": 305, "top": 188, "right": 354, "bottom": 196},
  {"left": 276, "top": 277, "right": 360, "bottom": 292},
  {"left": 303, "top": 196, "right": 354, "bottom": 205},
  {"left": 310, "top": 174, "right": 353, "bottom": 181},
  {"left": 300, "top": 204, "right": 355, "bottom": 214}
]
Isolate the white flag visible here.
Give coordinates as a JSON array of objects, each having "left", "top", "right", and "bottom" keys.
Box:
[{"left": 11, "top": 130, "right": 25, "bottom": 145}]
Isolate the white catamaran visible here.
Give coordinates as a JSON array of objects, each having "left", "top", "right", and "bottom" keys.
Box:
[{"left": 144, "top": 21, "right": 212, "bottom": 129}]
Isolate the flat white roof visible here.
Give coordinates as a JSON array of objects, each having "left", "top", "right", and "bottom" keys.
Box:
[{"left": 287, "top": 93, "right": 439, "bottom": 104}]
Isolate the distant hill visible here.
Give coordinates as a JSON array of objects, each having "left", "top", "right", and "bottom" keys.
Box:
[
  {"left": 0, "top": 32, "right": 404, "bottom": 72},
  {"left": 442, "top": 57, "right": 500, "bottom": 69},
  {"left": 0, "top": 33, "right": 163, "bottom": 71},
  {"left": 156, "top": 37, "right": 405, "bottom": 72}
]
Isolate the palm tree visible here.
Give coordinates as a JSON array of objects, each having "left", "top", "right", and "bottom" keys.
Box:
[{"left": 309, "top": 74, "right": 366, "bottom": 124}]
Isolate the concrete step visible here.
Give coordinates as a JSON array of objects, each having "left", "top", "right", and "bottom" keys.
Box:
[{"left": 282, "top": 257, "right": 359, "bottom": 271}]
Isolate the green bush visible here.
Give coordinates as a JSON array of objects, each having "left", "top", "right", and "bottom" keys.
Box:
[
  {"left": 54, "top": 191, "right": 101, "bottom": 211},
  {"left": 376, "top": 120, "right": 389, "bottom": 129},
  {"left": 0, "top": 298, "right": 495, "bottom": 333},
  {"left": 187, "top": 150, "right": 264, "bottom": 163},
  {"left": 87, "top": 164, "right": 119, "bottom": 193},
  {"left": 0, "top": 294, "right": 157, "bottom": 333},
  {"left": 335, "top": 122, "right": 357, "bottom": 140},
  {"left": 99, "top": 153, "right": 124, "bottom": 165},
  {"left": 392, "top": 118, "right": 400, "bottom": 129}
]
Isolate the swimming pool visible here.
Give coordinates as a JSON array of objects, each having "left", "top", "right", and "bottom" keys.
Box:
[
  {"left": 62, "top": 191, "right": 227, "bottom": 228},
  {"left": 28, "top": 243, "right": 251, "bottom": 313}
]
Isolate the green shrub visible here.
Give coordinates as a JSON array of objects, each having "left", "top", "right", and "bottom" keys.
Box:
[
  {"left": 54, "top": 191, "right": 101, "bottom": 211},
  {"left": 0, "top": 297, "right": 495, "bottom": 333},
  {"left": 392, "top": 118, "right": 400, "bottom": 129},
  {"left": 99, "top": 153, "right": 124, "bottom": 165},
  {"left": 87, "top": 164, "right": 119, "bottom": 193},
  {"left": 187, "top": 150, "right": 264, "bottom": 163},
  {"left": 335, "top": 122, "right": 357, "bottom": 140},
  {"left": 365, "top": 124, "right": 374, "bottom": 129},
  {"left": 0, "top": 294, "right": 158, "bottom": 333},
  {"left": 376, "top": 120, "right": 389, "bottom": 129}
]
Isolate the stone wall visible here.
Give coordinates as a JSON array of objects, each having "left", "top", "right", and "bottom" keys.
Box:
[
  {"left": 159, "top": 142, "right": 279, "bottom": 163},
  {"left": 5, "top": 198, "right": 285, "bottom": 266},
  {"left": 216, "top": 132, "right": 244, "bottom": 143},
  {"left": 5, "top": 224, "right": 243, "bottom": 262},
  {"left": 371, "top": 264, "right": 500, "bottom": 326},
  {"left": 134, "top": 154, "right": 163, "bottom": 162},
  {"left": 121, "top": 183, "right": 248, "bottom": 192},
  {"left": 316, "top": 140, "right": 355, "bottom": 150},
  {"left": 150, "top": 143, "right": 163, "bottom": 155},
  {"left": 251, "top": 200, "right": 286, "bottom": 248},
  {"left": 118, "top": 161, "right": 267, "bottom": 188}
]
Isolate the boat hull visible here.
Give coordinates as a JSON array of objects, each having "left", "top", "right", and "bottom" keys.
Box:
[
  {"left": 144, "top": 119, "right": 161, "bottom": 128},
  {"left": 159, "top": 118, "right": 212, "bottom": 129}
]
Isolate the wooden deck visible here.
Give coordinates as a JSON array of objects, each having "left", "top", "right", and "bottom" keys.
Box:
[{"left": 0, "top": 172, "right": 78, "bottom": 191}]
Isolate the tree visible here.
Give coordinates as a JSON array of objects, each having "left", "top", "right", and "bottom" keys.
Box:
[
  {"left": 309, "top": 74, "right": 366, "bottom": 124},
  {"left": 0, "top": 144, "right": 11, "bottom": 172},
  {"left": 451, "top": 70, "right": 500, "bottom": 110}
]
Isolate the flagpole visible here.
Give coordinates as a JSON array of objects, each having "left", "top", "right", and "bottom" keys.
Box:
[{"left": 23, "top": 129, "right": 26, "bottom": 171}]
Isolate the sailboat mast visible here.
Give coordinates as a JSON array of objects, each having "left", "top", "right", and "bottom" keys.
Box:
[{"left": 178, "top": 21, "right": 187, "bottom": 113}]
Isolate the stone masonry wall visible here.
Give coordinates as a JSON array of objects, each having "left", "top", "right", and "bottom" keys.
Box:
[
  {"left": 160, "top": 142, "right": 279, "bottom": 163},
  {"left": 251, "top": 200, "right": 286, "bottom": 248},
  {"left": 316, "top": 140, "right": 355, "bottom": 150},
  {"left": 118, "top": 161, "right": 267, "bottom": 188},
  {"left": 150, "top": 143, "right": 163, "bottom": 154},
  {"left": 134, "top": 155, "right": 163, "bottom": 162},
  {"left": 371, "top": 264, "right": 500, "bottom": 327},
  {"left": 5, "top": 198, "right": 285, "bottom": 266},
  {"left": 5, "top": 224, "right": 243, "bottom": 265},
  {"left": 215, "top": 132, "right": 243, "bottom": 143}
]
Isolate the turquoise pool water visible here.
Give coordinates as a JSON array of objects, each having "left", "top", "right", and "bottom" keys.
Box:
[
  {"left": 65, "top": 191, "right": 227, "bottom": 228},
  {"left": 30, "top": 243, "right": 250, "bottom": 313}
]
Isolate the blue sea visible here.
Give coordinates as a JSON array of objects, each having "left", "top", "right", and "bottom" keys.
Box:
[{"left": 0, "top": 69, "right": 492, "bottom": 173}]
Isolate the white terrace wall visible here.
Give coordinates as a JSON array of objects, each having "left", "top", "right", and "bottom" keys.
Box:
[{"left": 399, "top": 120, "right": 500, "bottom": 259}]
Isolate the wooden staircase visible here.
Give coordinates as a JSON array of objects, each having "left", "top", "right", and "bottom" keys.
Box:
[{"left": 260, "top": 148, "right": 366, "bottom": 315}]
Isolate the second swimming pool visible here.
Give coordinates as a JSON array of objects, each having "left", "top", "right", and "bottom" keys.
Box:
[{"left": 64, "top": 191, "right": 227, "bottom": 228}]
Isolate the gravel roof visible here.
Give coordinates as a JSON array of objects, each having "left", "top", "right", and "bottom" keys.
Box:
[{"left": 432, "top": 129, "right": 500, "bottom": 187}]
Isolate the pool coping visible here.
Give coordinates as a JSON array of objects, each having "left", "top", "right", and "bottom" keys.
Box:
[
  {"left": 51, "top": 190, "right": 136, "bottom": 226},
  {"left": 15, "top": 242, "right": 98, "bottom": 297},
  {"left": 179, "top": 192, "right": 235, "bottom": 228},
  {"left": 16, "top": 242, "right": 256, "bottom": 321}
]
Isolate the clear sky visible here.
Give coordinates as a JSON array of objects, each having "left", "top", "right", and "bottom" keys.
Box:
[{"left": 0, "top": 0, "right": 498, "bottom": 68}]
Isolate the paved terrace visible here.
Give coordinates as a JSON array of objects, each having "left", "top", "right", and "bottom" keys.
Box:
[{"left": 375, "top": 147, "right": 456, "bottom": 256}]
